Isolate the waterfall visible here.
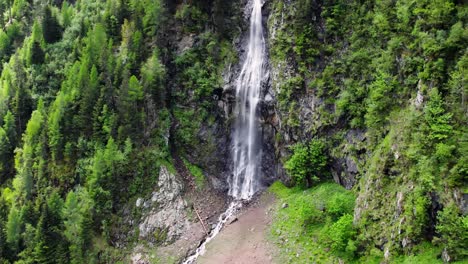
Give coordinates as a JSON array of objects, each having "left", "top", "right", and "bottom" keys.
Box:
[
  {"left": 229, "top": 0, "right": 266, "bottom": 200},
  {"left": 183, "top": 1, "right": 266, "bottom": 262}
]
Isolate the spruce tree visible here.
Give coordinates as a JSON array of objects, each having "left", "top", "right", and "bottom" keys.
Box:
[{"left": 42, "top": 6, "right": 62, "bottom": 43}]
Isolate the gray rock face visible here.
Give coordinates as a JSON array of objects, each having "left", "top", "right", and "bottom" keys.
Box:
[
  {"left": 177, "top": 34, "right": 195, "bottom": 55},
  {"left": 138, "top": 166, "right": 189, "bottom": 244},
  {"left": 262, "top": 0, "right": 367, "bottom": 189},
  {"left": 462, "top": 193, "right": 468, "bottom": 215}
]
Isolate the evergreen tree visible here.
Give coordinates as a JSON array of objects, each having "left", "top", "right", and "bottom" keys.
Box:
[
  {"left": 3, "top": 110, "right": 16, "bottom": 146},
  {"left": 63, "top": 189, "right": 93, "bottom": 264},
  {"left": 6, "top": 206, "right": 21, "bottom": 254},
  {"left": 0, "top": 127, "right": 11, "bottom": 182},
  {"left": 10, "top": 56, "right": 32, "bottom": 135},
  {"left": 42, "top": 6, "right": 62, "bottom": 44},
  {"left": 34, "top": 195, "right": 69, "bottom": 263}
]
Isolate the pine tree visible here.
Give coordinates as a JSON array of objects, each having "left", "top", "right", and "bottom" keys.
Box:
[
  {"left": 0, "top": 127, "right": 11, "bottom": 183},
  {"left": 42, "top": 6, "right": 62, "bottom": 44},
  {"left": 3, "top": 110, "right": 16, "bottom": 146},
  {"left": 34, "top": 194, "right": 69, "bottom": 263},
  {"left": 10, "top": 56, "right": 32, "bottom": 135},
  {"left": 6, "top": 206, "right": 21, "bottom": 254}
]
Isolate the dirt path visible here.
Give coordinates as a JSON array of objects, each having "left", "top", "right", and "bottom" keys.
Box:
[{"left": 196, "top": 193, "right": 277, "bottom": 264}]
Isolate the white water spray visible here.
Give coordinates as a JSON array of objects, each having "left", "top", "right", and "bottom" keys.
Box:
[
  {"left": 183, "top": 0, "right": 265, "bottom": 262},
  {"left": 182, "top": 201, "right": 241, "bottom": 264},
  {"left": 229, "top": 0, "right": 266, "bottom": 200}
]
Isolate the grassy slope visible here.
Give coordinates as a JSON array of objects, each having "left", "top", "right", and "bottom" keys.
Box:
[{"left": 268, "top": 181, "right": 468, "bottom": 263}]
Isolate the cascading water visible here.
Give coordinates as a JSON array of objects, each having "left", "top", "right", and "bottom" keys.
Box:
[
  {"left": 183, "top": 1, "right": 266, "bottom": 262},
  {"left": 229, "top": 0, "right": 266, "bottom": 200}
]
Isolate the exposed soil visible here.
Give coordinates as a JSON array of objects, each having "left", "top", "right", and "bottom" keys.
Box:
[
  {"left": 196, "top": 193, "right": 277, "bottom": 264},
  {"left": 155, "top": 184, "right": 229, "bottom": 263}
]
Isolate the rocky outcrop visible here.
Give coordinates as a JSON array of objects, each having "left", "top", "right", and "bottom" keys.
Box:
[
  {"left": 131, "top": 165, "right": 224, "bottom": 263},
  {"left": 263, "top": 0, "right": 368, "bottom": 189},
  {"left": 138, "top": 166, "right": 189, "bottom": 244}
]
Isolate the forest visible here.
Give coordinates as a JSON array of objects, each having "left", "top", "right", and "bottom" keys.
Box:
[{"left": 0, "top": 0, "right": 466, "bottom": 263}]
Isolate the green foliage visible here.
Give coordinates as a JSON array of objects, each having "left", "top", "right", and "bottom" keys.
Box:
[
  {"left": 0, "top": 29, "right": 11, "bottom": 61},
  {"left": 63, "top": 188, "right": 94, "bottom": 264},
  {"left": 269, "top": 182, "right": 356, "bottom": 262},
  {"left": 141, "top": 0, "right": 163, "bottom": 36},
  {"left": 25, "top": 21, "right": 44, "bottom": 66},
  {"left": 424, "top": 88, "right": 453, "bottom": 141},
  {"left": 42, "top": 6, "right": 63, "bottom": 43},
  {"left": 60, "top": 1, "right": 74, "bottom": 28},
  {"left": 128, "top": 75, "right": 143, "bottom": 101},
  {"left": 174, "top": 109, "right": 201, "bottom": 150},
  {"left": 13, "top": 109, "right": 44, "bottom": 200},
  {"left": 0, "top": 0, "right": 188, "bottom": 261},
  {"left": 0, "top": 0, "right": 463, "bottom": 262},
  {"left": 86, "top": 137, "right": 128, "bottom": 220},
  {"left": 391, "top": 242, "right": 444, "bottom": 264},
  {"left": 284, "top": 140, "right": 328, "bottom": 187},
  {"left": 6, "top": 206, "right": 21, "bottom": 252},
  {"left": 365, "top": 71, "right": 396, "bottom": 131},
  {"left": 183, "top": 159, "right": 205, "bottom": 189},
  {"left": 434, "top": 203, "right": 468, "bottom": 260},
  {"left": 174, "top": 32, "right": 234, "bottom": 107},
  {"left": 325, "top": 214, "right": 356, "bottom": 253},
  {"left": 0, "top": 127, "right": 10, "bottom": 178},
  {"left": 33, "top": 192, "right": 68, "bottom": 263},
  {"left": 140, "top": 51, "right": 166, "bottom": 100},
  {"left": 269, "top": 0, "right": 468, "bottom": 261},
  {"left": 175, "top": 4, "right": 208, "bottom": 33}
]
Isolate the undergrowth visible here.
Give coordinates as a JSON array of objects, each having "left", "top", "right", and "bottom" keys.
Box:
[{"left": 268, "top": 181, "right": 466, "bottom": 263}]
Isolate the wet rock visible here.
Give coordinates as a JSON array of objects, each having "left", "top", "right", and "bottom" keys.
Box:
[
  {"left": 396, "top": 192, "right": 404, "bottom": 215},
  {"left": 442, "top": 248, "right": 451, "bottom": 263},
  {"left": 414, "top": 80, "right": 424, "bottom": 108},
  {"left": 136, "top": 198, "right": 143, "bottom": 208},
  {"left": 384, "top": 247, "right": 391, "bottom": 260},
  {"left": 346, "top": 157, "right": 358, "bottom": 174},
  {"left": 462, "top": 193, "right": 468, "bottom": 215}
]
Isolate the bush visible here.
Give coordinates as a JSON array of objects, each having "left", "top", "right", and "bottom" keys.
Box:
[
  {"left": 284, "top": 140, "right": 327, "bottom": 187},
  {"left": 326, "top": 214, "right": 356, "bottom": 253},
  {"left": 183, "top": 159, "right": 205, "bottom": 189},
  {"left": 434, "top": 203, "right": 468, "bottom": 261}
]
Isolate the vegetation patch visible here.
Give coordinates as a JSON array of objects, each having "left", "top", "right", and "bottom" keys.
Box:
[
  {"left": 268, "top": 181, "right": 467, "bottom": 263},
  {"left": 268, "top": 181, "right": 356, "bottom": 263},
  {"left": 183, "top": 158, "right": 206, "bottom": 189}
]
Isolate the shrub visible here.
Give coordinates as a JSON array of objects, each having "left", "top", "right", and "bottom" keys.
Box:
[
  {"left": 434, "top": 203, "right": 468, "bottom": 260},
  {"left": 183, "top": 159, "right": 205, "bottom": 189},
  {"left": 326, "top": 214, "right": 356, "bottom": 253},
  {"left": 284, "top": 140, "right": 327, "bottom": 187}
]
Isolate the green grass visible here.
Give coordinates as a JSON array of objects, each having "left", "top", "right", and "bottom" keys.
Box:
[
  {"left": 268, "top": 182, "right": 465, "bottom": 263},
  {"left": 183, "top": 158, "right": 205, "bottom": 189},
  {"left": 268, "top": 181, "right": 356, "bottom": 263}
]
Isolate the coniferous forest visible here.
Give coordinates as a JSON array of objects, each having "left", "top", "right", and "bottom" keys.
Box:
[{"left": 0, "top": 0, "right": 466, "bottom": 263}]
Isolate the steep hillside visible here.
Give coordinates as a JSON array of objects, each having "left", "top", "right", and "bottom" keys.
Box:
[
  {"left": 0, "top": 0, "right": 242, "bottom": 262},
  {"left": 265, "top": 0, "right": 467, "bottom": 262},
  {"left": 0, "top": 0, "right": 466, "bottom": 263}
]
